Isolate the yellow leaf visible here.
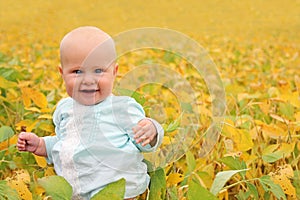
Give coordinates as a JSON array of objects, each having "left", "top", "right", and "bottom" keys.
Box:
[
  {"left": 224, "top": 139, "right": 234, "bottom": 152},
  {"left": 258, "top": 101, "right": 270, "bottom": 115},
  {"left": 167, "top": 173, "right": 184, "bottom": 185},
  {"left": 15, "top": 120, "right": 33, "bottom": 131},
  {"left": 25, "top": 107, "right": 41, "bottom": 113},
  {"left": 235, "top": 129, "right": 254, "bottom": 152},
  {"left": 222, "top": 120, "right": 254, "bottom": 151},
  {"left": 0, "top": 116, "right": 5, "bottom": 124},
  {"left": 162, "top": 136, "right": 173, "bottom": 146},
  {"left": 270, "top": 171, "right": 296, "bottom": 197},
  {"left": 30, "top": 90, "right": 48, "bottom": 108},
  {"left": 250, "top": 126, "right": 260, "bottom": 139},
  {"left": 261, "top": 124, "right": 287, "bottom": 139},
  {"left": 295, "top": 112, "right": 300, "bottom": 122},
  {"left": 38, "top": 114, "right": 52, "bottom": 120},
  {"left": 40, "top": 108, "right": 52, "bottom": 113},
  {"left": 34, "top": 185, "right": 46, "bottom": 196},
  {"left": 290, "top": 91, "right": 300, "bottom": 108},
  {"left": 0, "top": 135, "right": 18, "bottom": 150},
  {"left": 218, "top": 189, "right": 229, "bottom": 200},
  {"left": 21, "top": 87, "right": 31, "bottom": 107},
  {"left": 6, "top": 179, "right": 32, "bottom": 200},
  {"left": 14, "top": 169, "right": 31, "bottom": 183},
  {"left": 6, "top": 88, "right": 19, "bottom": 101},
  {"left": 295, "top": 75, "right": 300, "bottom": 94},
  {"left": 22, "top": 87, "right": 48, "bottom": 108},
  {"left": 278, "top": 142, "right": 295, "bottom": 156},
  {"left": 6, "top": 169, "right": 32, "bottom": 200},
  {"left": 0, "top": 76, "right": 17, "bottom": 88},
  {"left": 38, "top": 122, "right": 54, "bottom": 132},
  {"left": 165, "top": 107, "right": 179, "bottom": 120},
  {"left": 278, "top": 85, "right": 300, "bottom": 108},
  {"left": 44, "top": 167, "right": 56, "bottom": 177},
  {"left": 33, "top": 154, "right": 47, "bottom": 168},
  {"left": 27, "top": 120, "right": 39, "bottom": 132},
  {"left": 221, "top": 119, "right": 236, "bottom": 138},
  {"left": 254, "top": 120, "right": 265, "bottom": 126},
  {"left": 269, "top": 113, "right": 290, "bottom": 124},
  {"left": 262, "top": 144, "right": 280, "bottom": 155},
  {"left": 278, "top": 164, "right": 294, "bottom": 178}
]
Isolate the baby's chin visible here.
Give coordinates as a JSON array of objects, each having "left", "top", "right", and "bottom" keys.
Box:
[{"left": 72, "top": 96, "right": 106, "bottom": 106}]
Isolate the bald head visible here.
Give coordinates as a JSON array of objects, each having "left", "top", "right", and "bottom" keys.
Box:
[{"left": 60, "top": 26, "right": 116, "bottom": 68}]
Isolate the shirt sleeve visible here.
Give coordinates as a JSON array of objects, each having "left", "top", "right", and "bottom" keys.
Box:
[
  {"left": 43, "top": 136, "right": 59, "bottom": 164},
  {"left": 43, "top": 97, "right": 70, "bottom": 164},
  {"left": 144, "top": 117, "right": 164, "bottom": 151},
  {"left": 118, "top": 97, "right": 164, "bottom": 152}
]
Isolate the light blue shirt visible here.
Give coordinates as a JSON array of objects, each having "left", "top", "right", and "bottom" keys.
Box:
[{"left": 43, "top": 95, "right": 163, "bottom": 199}]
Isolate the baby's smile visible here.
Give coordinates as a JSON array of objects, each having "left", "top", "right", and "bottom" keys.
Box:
[{"left": 79, "top": 89, "right": 100, "bottom": 93}]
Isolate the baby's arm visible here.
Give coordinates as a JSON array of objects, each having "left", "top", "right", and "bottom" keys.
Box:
[
  {"left": 133, "top": 118, "right": 163, "bottom": 147},
  {"left": 17, "top": 132, "right": 47, "bottom": 157}
]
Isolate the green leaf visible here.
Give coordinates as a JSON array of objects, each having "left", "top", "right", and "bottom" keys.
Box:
[
  {"left": 236, "top": 190, "right": 251, "bottom": 200},
  {"left": 166, "top": 186, "right": 178, "bottom": 200},
  {"left": 115, "top": 88, "right": 146, "bottom": 105},
  {"left": 165, "top": 113, "right": 183, "bottom": 132},
  {"left": 0, "top": 180, "right": 19, "bottom": 200},
  {"left": 259, "top": 175, "right": 286, "bottom": 200},
  {"left": 279, "top": 102, "right": 294, "bottom": 119},
  {"left": 91, "top": 178, "right": 125, "bottom": 200},
  {"left": 210, "top": 169, "right": 248, "bottom": 195},
  {"left": 246, "top": 182, "right": 259, "bottom": 200},
  {"left": 0, "top": 126, "right": 14, "bottom": 143},
  {"left": 293, "top": 171, "right": 300, "bottom": 199},
  {"left": 188, "top": 180, "right": 218, "bottom": 200},
  {"left": 219, "top": 156, "right": 247, "bottom": 170},
  {"left": 219, "top": 156, "right": 247, "bottom": 178},
  {"left": 38, "top": 175, "right": 72, "bottom": 200},
  {"left": 262, "top": 152, "right": 282, "bottom": 163},
  {"left": 0, "top": 67, "right": 24, "bottom": 82},
  {"left": 186, "top": 151, "right": 196, "bottom": 173},
  {"left": 0, "top": 76, "right": 18, "bottom": 89},
  {"left": 149, "top": 168, "right": 166, "bottom": 200},
  {"left": 180, "top": 102, "right": 193, "bottom": 113}
]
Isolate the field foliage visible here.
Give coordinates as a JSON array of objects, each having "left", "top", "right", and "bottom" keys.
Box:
[{"left": 0, "top": 1, "right": 299, "bottom": 199}]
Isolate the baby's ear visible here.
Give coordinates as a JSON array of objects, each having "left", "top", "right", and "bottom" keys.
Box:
[
  {"left": 113, "top": 63, "right": 119, "bottom": 76},
  {"left": 58, "top": 66, "right": 63, "bottom": 75}
]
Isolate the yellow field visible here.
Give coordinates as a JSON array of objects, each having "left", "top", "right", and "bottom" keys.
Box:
[
  {"left": 1, "top": 0, "right": 300, "bottom": 44},
  {"left": 0, "top": 0, "right": 300, "bottom": 199}
]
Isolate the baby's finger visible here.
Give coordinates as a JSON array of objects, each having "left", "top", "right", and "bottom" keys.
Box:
[
  {"left": 132, "top": 125, "right": 142, "bottom": 134},
  {"left": 133, "top": 126, "right": 148, "bottom": 139},
  {"left": 18, "top": 132, "right": 28, "bottom": 140},
  {"left": 141, "top": 138, "right": 151, "bottom": 146},
  {"left": 135, "top": 131, "right": 154, "bottom": 144},
  {"left": 17, "top": 137, "right": 25, "bottom": 145},
  {"left": 16, "top": 141, "right": 25, "bottom": 150},
  {"left": 134, "top": 128, "right": 152, "bottom": 141},
  {"left": 137, "top": 119, "right": 148, "bottom": 127}
]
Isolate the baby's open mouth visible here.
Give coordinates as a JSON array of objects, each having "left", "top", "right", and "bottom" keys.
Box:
[{"left": 80, "top": 89, "right": 99, "bottom": 93}]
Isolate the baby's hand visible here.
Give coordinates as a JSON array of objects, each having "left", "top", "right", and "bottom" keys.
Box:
[
  {"left": 133, "top": 119, "right": 157, "bottom": 147},
  {"left": 17, "top": 132, "right": 40, "bottom": 153}
]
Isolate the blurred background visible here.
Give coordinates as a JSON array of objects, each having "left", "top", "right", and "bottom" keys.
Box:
[{"left": 1, "top": 0, "right": 299, "bottom": 45}]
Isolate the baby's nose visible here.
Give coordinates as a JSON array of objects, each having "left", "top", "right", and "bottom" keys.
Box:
[{"left": 81, "top": 74, "right": 98, "bottom": 85}]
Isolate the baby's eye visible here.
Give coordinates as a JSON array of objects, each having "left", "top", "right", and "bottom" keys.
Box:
[
  {"left": 95, "top": 69, "right": 104, "bottom": 73},
  {"left": 73, "top": 70, "right": 82, "bottom": 74}
]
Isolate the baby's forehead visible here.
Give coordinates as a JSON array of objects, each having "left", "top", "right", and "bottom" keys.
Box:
[
  {"left": 61, "top": 27, "right": 117, "bottom": 68},
  {"left": 62, "top": 27, "right": 111, "bottom": 50}
]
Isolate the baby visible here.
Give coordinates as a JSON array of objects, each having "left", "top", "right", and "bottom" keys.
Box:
[{"left": 17, "top": 26, "right": 163, "bottom": 199}]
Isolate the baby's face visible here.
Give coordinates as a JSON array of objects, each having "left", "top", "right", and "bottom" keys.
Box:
[
  {"left": 60, "top": 38, "right": 117, "bottom": 105},
  {"left": 59, "top": 27, "right": 118, "bottom": 105},
  {"left": 60, "top": 62, "right": 117, "bottom": 106}
]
